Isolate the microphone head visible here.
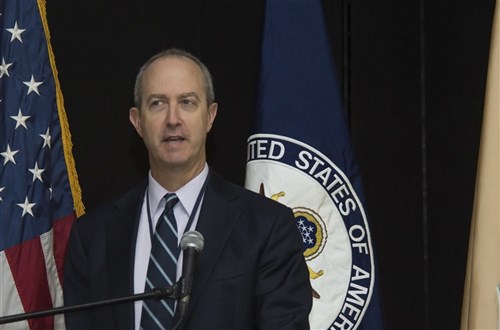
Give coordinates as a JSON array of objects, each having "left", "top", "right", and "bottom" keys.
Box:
[{"left": 180, "top": 230, "right": 204, "bottom": 252}]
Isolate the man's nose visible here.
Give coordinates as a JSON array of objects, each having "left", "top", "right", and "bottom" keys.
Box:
[{"left": 165, "top": 104, "right": 181, "bottom": 125}]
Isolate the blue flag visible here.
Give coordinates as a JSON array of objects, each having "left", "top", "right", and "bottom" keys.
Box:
[
  {"left": 245, "top": 0, "right": 384, "bottom": 329},
  {"left": 0, "top": 0, "right": 84, "bottom": 328}
]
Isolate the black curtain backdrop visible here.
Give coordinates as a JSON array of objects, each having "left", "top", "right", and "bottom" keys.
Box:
[{"left": 46, "top": 1, "right": 496, "bottom": 329}]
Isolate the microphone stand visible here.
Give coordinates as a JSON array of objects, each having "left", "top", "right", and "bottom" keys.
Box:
[{"left": 0, "top": 285, "right": 180, "bottom": 325}]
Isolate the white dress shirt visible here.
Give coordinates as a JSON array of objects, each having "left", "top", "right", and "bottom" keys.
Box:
[{"left": 133, "top": 164, "right": 208, "bottom": 330}]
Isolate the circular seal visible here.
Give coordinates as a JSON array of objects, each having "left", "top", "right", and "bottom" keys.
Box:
[{"left": 245, "top": 133, "right": 375, "bottom": 330}]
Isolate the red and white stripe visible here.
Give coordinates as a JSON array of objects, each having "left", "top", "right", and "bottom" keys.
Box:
[{"left": 0, "top": 215, "right": 74, "bottom": 329}]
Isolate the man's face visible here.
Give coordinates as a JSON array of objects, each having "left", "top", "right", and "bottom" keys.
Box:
[{"left": 129, "top": 57, "right": 217, "bottom": 176}]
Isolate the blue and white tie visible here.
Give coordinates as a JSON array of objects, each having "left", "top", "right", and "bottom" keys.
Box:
[{"left": 140, "top": 193, "right": 180, "bottom": 330}]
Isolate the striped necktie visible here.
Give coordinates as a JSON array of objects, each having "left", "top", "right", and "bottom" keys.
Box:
[{"left": 140, "top": 193, "right": 180, "bottom": 330}]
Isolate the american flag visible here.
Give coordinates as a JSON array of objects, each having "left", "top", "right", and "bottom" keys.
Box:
[{"left": 0, "top": 0, "right": 84, "bottom": 329}]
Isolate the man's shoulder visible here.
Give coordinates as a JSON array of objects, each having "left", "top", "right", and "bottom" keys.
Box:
[
  {"left": 209, "top": 170, "right": 291, "bottom": 214},
  {"left": 76, "top": 180, "right": 146, "bottom": 224}
]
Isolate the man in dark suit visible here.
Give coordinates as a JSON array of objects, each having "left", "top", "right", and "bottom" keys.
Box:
[{"left": 63, "top": 48, "right": 312, "bottom": 329}]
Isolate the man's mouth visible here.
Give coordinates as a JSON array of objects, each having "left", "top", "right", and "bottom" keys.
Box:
[{"left": 164, "top": 136, "right": 185, "bottom": 142}]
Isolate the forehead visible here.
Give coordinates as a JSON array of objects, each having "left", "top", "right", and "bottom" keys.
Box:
[{"left": 142, "top": 57, "right": 205, "bottom": 93}]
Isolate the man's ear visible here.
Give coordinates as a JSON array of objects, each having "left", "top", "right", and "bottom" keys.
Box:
[
  {"left": 207, "top": 102, "right": 218, "bottom": 132},
  {"left": 129, "top": 107, "right": 143, "bottom": 137}
]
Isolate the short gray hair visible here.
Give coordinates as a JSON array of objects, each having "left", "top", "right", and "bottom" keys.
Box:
[{"left": 133, "top": 48, "right": 215, "bottom": 108}]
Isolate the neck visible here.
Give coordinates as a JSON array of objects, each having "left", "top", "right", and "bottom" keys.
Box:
[{"left": 151, "top": 162, "right": 206, "bottom": 192}]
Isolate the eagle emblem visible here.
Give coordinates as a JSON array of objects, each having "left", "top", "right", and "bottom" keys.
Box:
[{"left": 259, "top": 183, "right": 326, "bottom": 299}]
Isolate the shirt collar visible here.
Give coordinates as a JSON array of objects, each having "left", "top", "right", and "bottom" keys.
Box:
[{"left": 147, "top": 164, "right": 209, "bottom": 216}]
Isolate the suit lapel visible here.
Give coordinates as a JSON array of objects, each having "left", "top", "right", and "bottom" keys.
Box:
[
  {"left": 176, "top": 171, "right": 242, "bottom": 324},
  {"left": 106, "top": 181, "right": 146, "bottom": 330}
]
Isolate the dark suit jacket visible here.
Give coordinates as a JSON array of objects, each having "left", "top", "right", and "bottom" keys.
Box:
[{"left": 63, "top": 170, "right": 312, "bottom": 329}]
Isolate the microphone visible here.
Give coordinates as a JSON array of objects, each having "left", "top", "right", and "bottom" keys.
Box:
[
  {"left": 0, "top": 234, "right": 205, "bottom": 326},
  {"left": 176, "top": 230, "right": 204, "bottom": 321}
]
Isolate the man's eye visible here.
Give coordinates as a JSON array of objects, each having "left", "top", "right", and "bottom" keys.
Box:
[
  {"left": 180, "top": 99, "right": 195, "bottom": 105},
  {"left": 180, "top": 99, "right": 198, "bottom": 109},
  {"left": 149, "top": 100, "right": 165, "bottom": 109}
]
